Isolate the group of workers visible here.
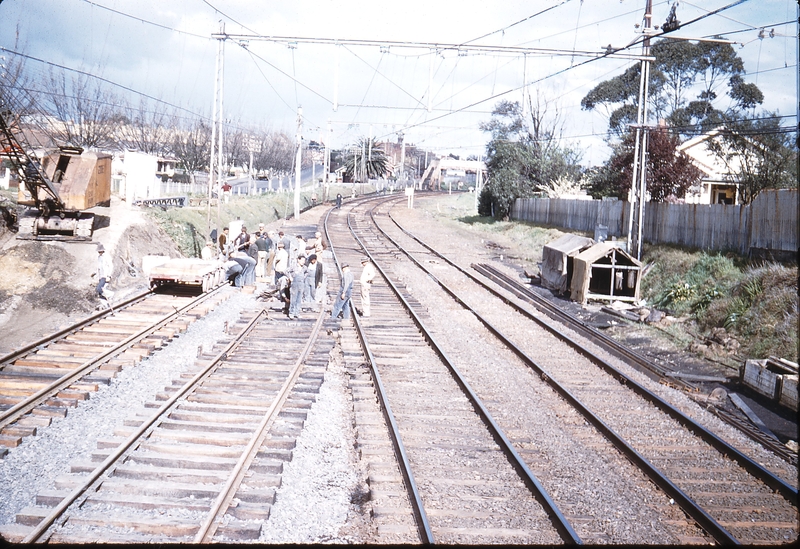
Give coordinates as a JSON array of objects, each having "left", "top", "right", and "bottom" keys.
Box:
[{"left": 201, "top": 222, "right": 375, "bottom": 320}]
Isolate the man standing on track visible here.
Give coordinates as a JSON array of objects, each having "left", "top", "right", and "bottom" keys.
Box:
[
  {"left": 312, "top": 231, "right": 325, "bottom": 256},
  {"left": 308, "top": 253, "right": 325, "bottom": 307},
  {"left": 273, "top": 241, "right": 288, "bottom": 285},
  {"left": 359, "top": 256, "right": 376, "bottom": 317},
  {"left": 94, "top": 243, "right": 113, "bottom": 301},
  {"left": 255, "top": 231, "right": 269, "bottom": 280},
  {"left": 280, "top": 231, "right": 293, "bottom": 256},
  {"left": 288, "top": 256, "right": 306, "bottom": 320},
  {"left": 265, "top": 230, "right": 277, "bottom": 281},
  {"left": 218, "top": 227, "right": 229, "bottom": 258},
  {"left": 330, "top": 264, "right": 354, "bottom": 319}
]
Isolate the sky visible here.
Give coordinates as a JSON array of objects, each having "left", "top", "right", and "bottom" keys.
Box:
[{"left": 0, "top": 0, "right": 796, "bottom": 167}]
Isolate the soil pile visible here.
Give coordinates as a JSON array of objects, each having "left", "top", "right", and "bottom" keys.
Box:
[{"left": 0, "top": 199, "right": 182, "bottom": 355}]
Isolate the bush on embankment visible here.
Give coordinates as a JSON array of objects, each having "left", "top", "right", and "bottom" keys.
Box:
[{"left": 641, "top": 245, "right": 797, "bottom": 362}]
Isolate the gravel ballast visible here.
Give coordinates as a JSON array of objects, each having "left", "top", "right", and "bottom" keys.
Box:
[{"left": 1, "top": 286, "right": 368, "bottom": 542}]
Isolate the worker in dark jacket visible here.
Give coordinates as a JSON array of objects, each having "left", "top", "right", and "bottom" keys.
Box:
[
  {"left": 330, "top": 264, "right": 354, "bottom": 319},
  {"left": 307, "top": 254, "right": 324, "bottom": 305}
]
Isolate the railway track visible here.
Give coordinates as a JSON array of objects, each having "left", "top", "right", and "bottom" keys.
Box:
[
  {"left": 326, "top": 199, "right": 576, "bottom": 544},
  {"left": 1, "top": 195, "right": 795, "bottom": 543},
  {"left": 326, "top": 195, "right": 798, "bottom": 545},
  {"left": 2, "top": 295, "right": 337, "bottom": 543},
  {"left": 0, "top": 285, "right": 231, "bottom": 455},
  {"left": 472, "top": 263, "right": 799, "bottom": 467}
]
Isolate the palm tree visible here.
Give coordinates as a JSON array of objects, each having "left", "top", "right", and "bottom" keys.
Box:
[{"left": 343, "top": 137, "right": 388, "bottom": 182}]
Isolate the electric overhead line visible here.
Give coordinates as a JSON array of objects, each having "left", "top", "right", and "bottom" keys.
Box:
[
  {"left": 698, "top": 19, "right": 796, "bottom": 37},
  {"left": 213, "top": 33, "right": 651, "bottom": 61},
  {"left": 76, "top": 0, "right": 211, "bottom": 40},
  {"left": 32, "top": 0, "right": 647, "bottom": 138},
  {"left": 457, "top": 0, "right": 577, "bottom": 47},
  {"left": 0, "top": 46, "right": 208, "bottom": 121},
  {"left": 201, "top": 0, "right": 259, "bottom": 36},
  {"left": 9, "top": 0, "right": 787, "bottom": 150},
  {"left": 374, "top": 0, "right": 763, "bottom": 141},
  {"left": 341, "top": 45, "right": 428, "bottom": 111}
]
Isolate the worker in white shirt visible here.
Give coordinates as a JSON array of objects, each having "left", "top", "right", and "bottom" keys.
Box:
[{"left": 359, "top": 256, "right": 376, "bottom": 317}]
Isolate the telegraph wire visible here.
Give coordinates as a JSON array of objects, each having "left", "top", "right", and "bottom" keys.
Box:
[
  {"left": 457, "top": 0, "right": 577, "bottom": 47},
  {"left": 0, "top": 46, "right": 207, "bottom": 120},
  {"left": 76, "top": 0, "right": 211, "bottom": 40}
]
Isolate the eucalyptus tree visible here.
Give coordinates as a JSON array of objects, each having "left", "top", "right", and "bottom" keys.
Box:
[
  {"left": 580, "top": 38, "right": 761, "bottom": 138},
  {"left": 580, "top": 35, "right": 795, "bottom": 204}
]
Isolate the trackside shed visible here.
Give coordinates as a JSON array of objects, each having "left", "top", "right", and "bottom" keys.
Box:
[
  {"left": 570, "top": 242, "right": 642, "bottom": 305},
  {"left": 540, "top": 234, "right": 594, "bottom": 294}
]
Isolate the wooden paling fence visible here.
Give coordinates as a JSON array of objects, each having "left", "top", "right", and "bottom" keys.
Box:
[{"left": 511, "top": 189, "right": 797, "bottom": 258}]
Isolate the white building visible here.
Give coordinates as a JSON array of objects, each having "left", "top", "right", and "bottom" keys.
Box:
[
  {"left": 112, "top": 151, "right": 160, "bottom": 203},
  {"left": 678, "top": 129, "right": 743, "bottom": 205}
]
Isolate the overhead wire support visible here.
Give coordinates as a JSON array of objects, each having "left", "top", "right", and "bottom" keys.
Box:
[
  {"left": 208, "top": 22, "right": 226, "bottom": 238},
  {"left": 211, "top": 32, "right": 654, "bottom": 61},
  {"left": 626, "top": 0, "right": 654, "bottom": 262}
]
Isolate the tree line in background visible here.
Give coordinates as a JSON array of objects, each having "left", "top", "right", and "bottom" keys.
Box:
[
  {"left": 479, "top": 37, "right": 797, "bottom": 218},
  {"left": 2, "top": 38, "right": 795, "bottom": 209},
  {"left": 0, "top": 53, "right": 413, "bottom": 186},
  {"left": 0, "top": 57, "right": 301, "bottom": 185}
]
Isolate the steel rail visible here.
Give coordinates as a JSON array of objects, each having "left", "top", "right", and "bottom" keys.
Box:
[
  {"left": 709, "top": 404, "right": 797, "bottom": 466},
  {"left": 474, "top": 262, "right": 680, "bottom": 381},
  {"left": 23, "top": 307, "right": 268, "bottom": 543},
  {"left": 0, "top": 289, "right": 153, "bottom": 367},
  {"left": 388, "top": 203, "right": 676, "bottom": 384},
  {"left": 194, "top": 306, "right": 329, "bottom": 543},
  {"left": 350, "top": 309, "right": 437, "bottom": 544},
  {"left": 371, "top": 209, "right": 740, "bottom": 545},
  {"left": 346, "top": 202, "right": 582, "bottom": 545},
  {"left": 325, "top": 204, "right": 434, "bottom": 544},
  {"left": 471, "top": 263, "right": 798, "bottom": 505},
  {"left": 0, "top": 284, "right": 224, "bottom": 431},
  {"left": 384, "top": 206, "right": 797, "bottom": 505}
]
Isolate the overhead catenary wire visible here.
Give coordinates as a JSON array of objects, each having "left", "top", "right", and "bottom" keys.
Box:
[
  {"left": 372, "top": 0, "right": 776, "bottom": 142},
  {"left": 4, "top": 0, "right": 793, "bottom": 156},
  {"left": 76, "top": 0, "right": 211, "bottom": 41}
]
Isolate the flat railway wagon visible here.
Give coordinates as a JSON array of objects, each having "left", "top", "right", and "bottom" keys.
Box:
[{"left": 148, "top": 258, "right": 225, "bottom": 292}]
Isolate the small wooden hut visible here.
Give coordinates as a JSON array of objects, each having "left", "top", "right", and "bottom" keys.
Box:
[
  {"left": 540, "top": 234, "right": 594, "bottom": 294},
  {"left": 570, "top": 242, "right": 642, "bottom": 305}
]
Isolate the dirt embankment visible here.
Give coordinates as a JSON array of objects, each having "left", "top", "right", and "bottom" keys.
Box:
[{"left": 0, "top": 200, "right": 182, "bottom": 355}]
